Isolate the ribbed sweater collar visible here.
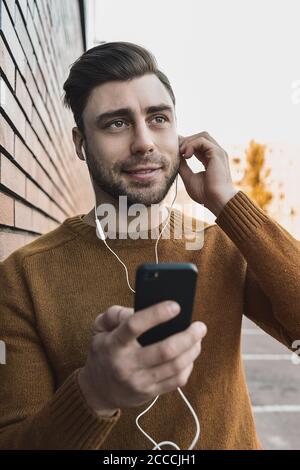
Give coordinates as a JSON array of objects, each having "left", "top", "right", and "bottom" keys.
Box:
[{"left": 62, "top": 208, "right": 182, "bottom": 248}]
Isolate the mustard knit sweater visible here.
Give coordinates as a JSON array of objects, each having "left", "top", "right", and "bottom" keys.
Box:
[{"left": 0, "top": 191, "right": 300, "bottom": 450}]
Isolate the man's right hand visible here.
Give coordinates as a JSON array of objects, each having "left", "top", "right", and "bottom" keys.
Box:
[{"left": 78, "top": 301, "right": 207, "bottom": 417}]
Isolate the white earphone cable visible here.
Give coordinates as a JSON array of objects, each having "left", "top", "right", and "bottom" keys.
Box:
[
  {"left": 86, "top": 155, "right": 200, "bottom": 450},
  {"left": 93, "top": 174, "right": 179, "bottom": 293}
]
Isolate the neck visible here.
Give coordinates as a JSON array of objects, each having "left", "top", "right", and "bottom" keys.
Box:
[{"left": 82, "top": 186, "right": 170, "bottom": 235}]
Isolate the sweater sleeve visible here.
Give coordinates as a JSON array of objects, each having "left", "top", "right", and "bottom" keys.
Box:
[
  {"left": 216, "top": 191, "right": 300, "bottom": 350},
  {"left": 0, "top": 253, "right": 121, "bottom": 450}
]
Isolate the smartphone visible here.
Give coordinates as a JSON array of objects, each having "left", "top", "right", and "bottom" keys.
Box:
[{"left": 134, "top": 263, "right": 198, "bottom": 346}]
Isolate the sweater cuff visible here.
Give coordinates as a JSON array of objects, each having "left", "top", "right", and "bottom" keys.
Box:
[
  {"left": 215, "top": 191, "right": 269, "bottom": 242},
  {"left": 47, "top": 368, "right": 121, "bottom": 449}
]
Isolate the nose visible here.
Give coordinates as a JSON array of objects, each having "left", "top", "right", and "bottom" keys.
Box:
[{"left": 130, "top": 121, "right": 155, "bottom": 156}]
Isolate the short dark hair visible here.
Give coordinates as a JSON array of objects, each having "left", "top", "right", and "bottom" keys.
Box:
[{"left": 62, "top": 41, "right": 176, "bottom": 135}]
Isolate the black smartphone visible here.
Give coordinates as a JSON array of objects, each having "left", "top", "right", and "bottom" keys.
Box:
[{"left": 134, "top": 263, "right": 198, "bottom": 346}]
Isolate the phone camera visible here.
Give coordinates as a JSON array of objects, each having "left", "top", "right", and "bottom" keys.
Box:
[{"left": 144, "top": 271, "right": 159, "bottom": 280}]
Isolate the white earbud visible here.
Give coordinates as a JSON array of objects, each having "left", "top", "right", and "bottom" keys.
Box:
[
  {"left": 82, "top": 147, "right": 87, "bottom": 162},
  {"left": 95, "top": 216, "right": 106, "bottom": 241},
  {"left": 82, "top": 143, "right": 105, "bottom": 240}
]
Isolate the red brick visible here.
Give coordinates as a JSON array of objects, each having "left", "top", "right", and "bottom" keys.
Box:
[
  {"left": 35, "top": 163, "right": 52, "bottom": 196},
  {"left": 0, "top": 36, "right": 15, "bottom": 88},
  {"left": 14, "top": 134, "right": 37, "bottom": 178},
  {"left": 50, "top": 200, "right": 66, "bottom": 223},
  {"left": 26, "top": 178, "right": 50, "bottom": 213},
  {"left": 26, "top": 12, "right": 39, "bottom": 61},
  {"left": 0, "top": 153, "right": 26, "bottom": 197},
  {"left": 0, "top": 77, "right": 26, "bottom": 138},
  {"left": 14, "top": 199, "right": 33, "bottom": 230},
  {"left": 25, "top": 122, "right": 38, "bottom": 154},
  {"left": 45, "top": 92, "right": 60, "bottom": 136},
  {"left": 16, "top": 0, "right": 28, "bottom": 23},
  {"left": 34, "top": 65, "right": 47, "bottom": 106},
  {"left": 1, "top": 0, "right": 90, "bottom": 229},
  {"left": 27, "top": 0, "right": 34, "bottom": 17},
  {"left": 0, "top": 114, "right": 14, "bottom": 155},
  {"left": 24, "top": 61, "right": 41, "bottom": 107},
  {"left": 0, "top": 231, "right": 37, "bottom": 261},
  {"left": 15, "top": 71, "right": 32, "bottom": 121},
  {"left": 2, "top": 0, "right": 16, "bottom": 23},
  {"left": 15, "top": 5, "right": 33, "bottom": 67},
  {"left": 0, "top": 2, "right": 26, "bottom": 76},
  {"left": 31, "top": 107, "right": 49, "bottom": 150},
  {"left": 0, "top": 191, "right": 14, "bottom": 225},
  {"left": 31, "top": 209, "right": 49, "bottom": 233},
  {"left": 33, "top": 2, "right": 48, "bottom": 57},
  {"left": 25, "top": 123, "right": 49, "bottom": 173}
]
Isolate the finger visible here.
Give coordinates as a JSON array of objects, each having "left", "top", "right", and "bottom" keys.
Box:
[
  {"left": 149, "top": 363, "right": 194, "bottom": 395},
  {"left": 180, "top": 136, "right": 216, "bottom": 156},
  {"left": 93, "top": 305, "right": 134, "bottom": 334},
  {"left": 180, "top": 132, "right": 221, "bottom": 149},
  {"left": 140, "top": 339, "right": 202, "bottom": 387},
  {"left": 178, "top": 155, "right": 195, "bottom": 180},
  {"left": 138, "top": 321, "right": 207, "bottom": 369},
  {"left": 180, "top": 137, "right": 218, "bottom": 168},
  {"left": 179, "top": 155, "right": 206, "bottom": 182},
  {"left": 198, "top": 131, "right": 221, "bottom": 148},
  {"left": 112, "top": 300, "right": 181, "bottom": 346},
  {"left": 178, "top": 134, "right": 185, "bottom": 147},
  {"left": 179, "top": 134, "right": 200, "bottom": 155}
]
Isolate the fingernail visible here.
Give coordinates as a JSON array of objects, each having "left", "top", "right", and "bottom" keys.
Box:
[
  {"left": 167, "top": 301, "right": 180, "bottom": 314},
  {"left": 194, "top": 321, "right": 207, "bottom": 335},
  {"left": 199, "top": 322, "right": 207, "bottom": 335}
]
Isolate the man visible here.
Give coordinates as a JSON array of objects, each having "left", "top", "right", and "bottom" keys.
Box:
[{"left": 0, "top": 41, "right": 299, "bottom": 450}]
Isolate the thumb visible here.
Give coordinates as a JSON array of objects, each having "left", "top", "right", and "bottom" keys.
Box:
[
  {"left": 179, "top": 155, "right": 194, "bottom": 183},
  {"left": 93, "top": 305, "right": 134, "bottom": 334},
  {"left": 178, "top": 134, "right": 185, "bottom": 147},
  {"left": 179, "top": 158, "right": 206, "bottom": 203}
]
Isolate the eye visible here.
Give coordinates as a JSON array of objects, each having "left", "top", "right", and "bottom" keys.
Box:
[
  {"left": 152, "top": 115, "right": 168, "bottom": 124},
  {"left": 105, "top": 115, "right": 169, "bottom": 130},
  {"left": 106, "top": 120, "right": 127, "bottom": 129}
]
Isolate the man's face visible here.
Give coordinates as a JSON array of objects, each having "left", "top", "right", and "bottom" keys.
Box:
[{"left": 81, "top": 74, "right": 180, "bottom": 207}]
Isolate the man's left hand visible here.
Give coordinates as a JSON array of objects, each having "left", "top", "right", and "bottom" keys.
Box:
[{"left": 178, "top": 132, "right": 238, "bottom": 217}]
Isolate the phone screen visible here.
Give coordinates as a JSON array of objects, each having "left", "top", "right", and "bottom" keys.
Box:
[{"left": 134, "top": 263, "right": 198, "bottom": 346}]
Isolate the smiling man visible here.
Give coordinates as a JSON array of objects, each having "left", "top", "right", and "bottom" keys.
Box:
[
  {"left": 77, "top": 75, "right": 179, "bottom": 207},
  {"left": 0, "top": 42, "right": 300, "bottom": 451},
  {"left": 73, "top": 71, "right": 180, "bottom": 234}
]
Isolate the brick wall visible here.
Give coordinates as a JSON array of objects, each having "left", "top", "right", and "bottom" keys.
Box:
[{"left": 0, "top": 0, "right": 92, "bottom": 261}]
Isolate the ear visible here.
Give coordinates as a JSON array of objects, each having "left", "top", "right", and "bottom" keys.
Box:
[{"left": 72, "top": 127, "right": 86, "bottom": 161}]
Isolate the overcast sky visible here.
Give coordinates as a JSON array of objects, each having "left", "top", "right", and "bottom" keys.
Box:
[{"left": 85, "top": 0, "right": 300, "bottom": 149}]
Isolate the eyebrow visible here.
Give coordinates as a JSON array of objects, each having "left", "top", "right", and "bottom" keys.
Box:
[{"left": 95, "top": 104, "right": 174, "bottom": 126}]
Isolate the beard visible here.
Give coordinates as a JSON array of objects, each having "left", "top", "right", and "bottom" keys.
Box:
[{"left": 86, "top": 149, "right": 180, "bottom": 207}]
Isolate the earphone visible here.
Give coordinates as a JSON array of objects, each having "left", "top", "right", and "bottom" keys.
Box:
[
  {"left": 82, "top": 145, "right": 200, "bottom": 450},
  {"left": 82, "top": 147, "right": 105, "bottom": 241}
]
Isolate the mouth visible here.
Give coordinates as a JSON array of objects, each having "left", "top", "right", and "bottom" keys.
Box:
[{"left": 123, "top": 166, "right": 163, "bottom": 182}]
